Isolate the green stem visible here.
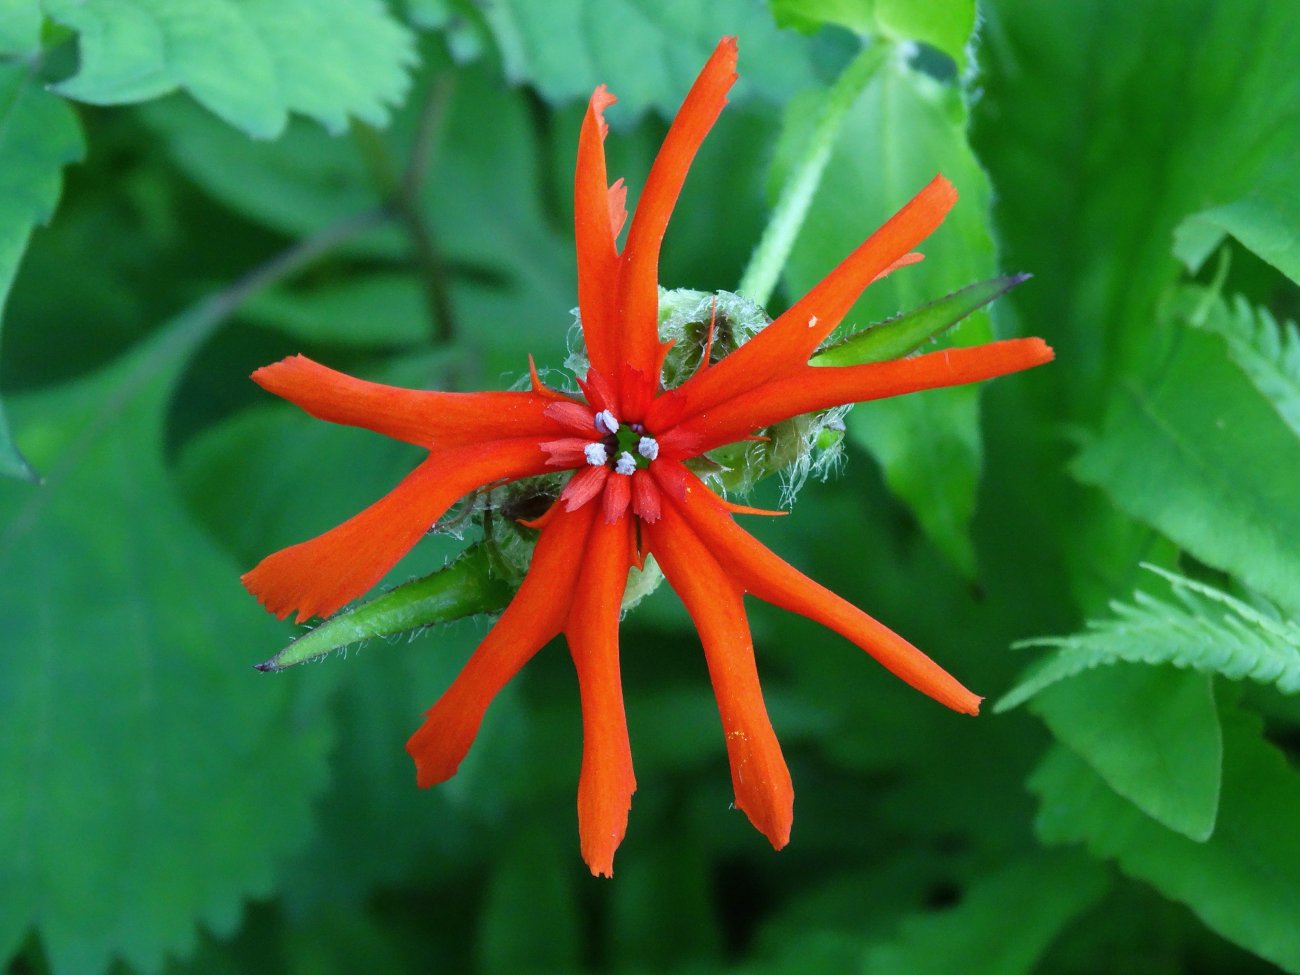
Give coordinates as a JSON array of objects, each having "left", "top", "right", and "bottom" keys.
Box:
[{"left": 737, "top": 41, "right": 889, "bottom": 308}]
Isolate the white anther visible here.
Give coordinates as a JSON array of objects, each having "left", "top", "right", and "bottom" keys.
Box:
[
  {"left": 808, "top": 315, "right": 819, "bottom": 329},
  {"left": 584, "top": 442, "right": 608, "bottom": 466},
  {"left": 637, "top": 436, "right": 659, "bottom": 461},
  {"left": 614, "top": 451, "right": 637, "bottom": 476},
  {"left": 594, "top": 409, "right": 619, "bottom": 435}
]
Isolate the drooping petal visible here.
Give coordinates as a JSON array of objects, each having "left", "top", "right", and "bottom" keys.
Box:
[
  {"left": 564, "top": 514, "right": 636, "bottom": 876},
  {"left": 659, "top": 338, "right": 1054, "bottom": 457},
  {"left": 561, "top": 465, "right": 609, "bottom": 511},
  {"left": 406, "top": 505, "right": 598, "bottom": 787},
  {"left": 575, "top": 85, "right": 622, "bottom": 378},
  {"left": 657, "top": 463, "right": 981, "bottom": 715},
  {"left": 253, "top": 355, "right": 566, "bottom": 449},
  {"left": 616, "top": 37, "right": 738, "bottom": 387},
  {"left": 242, "top": 438, "right": 550, "bottom": 622},
  {"left": 646, "top": 510, "right": 793, "bottom": 849},
  {"left": 648, "top": 176, "right": 957, "bottom": 430}
]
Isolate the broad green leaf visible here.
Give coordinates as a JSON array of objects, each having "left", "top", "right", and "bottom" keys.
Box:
[
  {"left": 862, "top": 853, "right": 1108, "bottom": 975},
  {"left": 241, "top": 274, "right": 429, "bottom": 346},
  {"left": 780, "top": 57, "right": 999, "bottom": 576},
  {"left": 45, "top": 0, "right": 416, "bottom": 138},
  {"left": 1174, "top": 168, "right": 1300, "bottom": 285},
  {"left": 0, "top": 317, "right": 332, "bottom": 974},
  {"left": 1189, "top": 291, "right": 1300, "bottom": 437},
  {"left": 0, "top": 62, "right": 84, "bottom": 481},
  {"left": 1032, "top": 666, "right": 1222, "bottom": 841},
  {"left": 480, "top": 0, "right": 818, "bottom": 118},
  {"left": 0, "top": 1, "right": 42, "bottom": 55},
  {"left": 768, "top": 0, "right": 977, "bottom": 69},
  {"left": 1031, "top": 704, "right": 1300, "bottom": 973},
  {"left": 1071, "top": 328, "right": 1300, "bottom": 615},
  {"left": 974, "top": 0, "right": 1300, "bottom": 410},
  {"left": 999, "top": 567, "right": 1300, "bottom": 712}
]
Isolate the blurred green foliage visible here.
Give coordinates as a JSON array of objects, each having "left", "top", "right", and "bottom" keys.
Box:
[{"left": 1, "top": 1, "right": 1299, "bottom": 973}]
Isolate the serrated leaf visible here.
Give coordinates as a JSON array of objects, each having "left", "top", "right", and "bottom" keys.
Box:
[
  {"left": 999, "top": 567, "right": 1300, "bottom": 713},
  {"left": 480, "top": 0, "right": 817, "bottom": 118},
  {"left": 1174, "top": 166, "right": 1300, "bottom": 285},
  {"left": 1031, "top": 665, "right": 1222, "bottom": 841},
  {"left": 862, "top": 853, "right": 1108, "bottom": 975},
  {"left": 1190, "top": 291, "right": 1300, "bottom": 437},
  {"left": 1031, "top": 704, "right": 1300, "bottom": 973},
  {"left": 0, "top": 316, "right": 333, "bottom": 974},
  {"left": 0, "top": 62, "right": 84, "bottom": 481},
  {"left": 45, "top": 0, "right": 416, "bottom": 138},
  {"left": 781, "top": 57, "right": 999, "bottom": 576},
  {"left": 1071, "top": 328, "right": 1300, "bottom": 615}
]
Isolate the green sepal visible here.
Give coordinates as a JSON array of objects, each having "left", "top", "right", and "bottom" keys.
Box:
[
  {"left": 810, "top": 273, "right": 1030, "bottom": 367},
  {"left": 256, "top": 544, "right": 511, "bottom": 672}
]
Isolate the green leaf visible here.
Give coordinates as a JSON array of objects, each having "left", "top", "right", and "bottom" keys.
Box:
[
  {"left": 999, "top": 566, "right": 1300, "bottom": 713},
  {"left": 241, "top": 274, "right": 430, "bottom": 347},
  {"left": 780, "top": 57, "right": 999, "bottom": 576},
  {"left": 257, "top": 545, "right": 511, "bottom": 671},
  {"left": 862, "top": 853, "right": 1109, "bottom": 975},
  {"left": 1071, "top": 327, "right": 1300, "bottom": 615},
  {"left": 45, "top": 0, "right": 416, "bottom": 138},
  {"left": 0, "top": 62, "right": 84, "bottom": 481},
  {"left": 812, "top": 275, "right": 1028, "bottom": 367},
  {"left": 974, "top": 0, "right": 1300, "bottom": 408},
  {"left": 768, "top": 0, "right": 977, "bottom": 69},
  {"left": 0, "top": 318, "right": 332, "bottom": 974},
  {"left": 480, "top": 0, "right": 818, "bottom": 118},
  {"left": 1031, "top": 665, "right": 1223, "bottom": 841},
  {"left": 1174, "top": 167, "right": 1300, "bottom": 285},
  {"left": 1189, "top": 291, "right": 1300, "bottom": 438},
  {"left": 1031, "top": 704, "right": 1300, "bottom": 973},
  {"left": 0, "top": 1, "right": 42, "bottom": 55}
]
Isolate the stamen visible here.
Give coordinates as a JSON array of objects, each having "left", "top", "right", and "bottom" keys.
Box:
[
  {"left": 613, "top": 451, "right": 637, "bottom": 476},
  {"left": 595, "top": 409, "right": 619, "bottom": 435},
  {"left": 584, "top": 442, "right": 608, "bottom": 466},
  {"left": 637, "top": 436, "right": 659, "bottom": 461}
]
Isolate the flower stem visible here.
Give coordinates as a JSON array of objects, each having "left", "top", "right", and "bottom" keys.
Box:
[{"left": 737, "top": 41, "right": 889, "bottom": 309}]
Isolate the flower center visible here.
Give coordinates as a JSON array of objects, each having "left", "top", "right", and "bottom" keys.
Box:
[{"left": 585, "top": 411, "right": 658, "bottom": 475}]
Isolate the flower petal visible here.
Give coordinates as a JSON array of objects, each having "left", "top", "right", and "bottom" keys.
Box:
[
  {"left": 660, "top": 338, "right": 1054, "bottom": 457},
  {"left": 575, "top": 85, "right": 621, "bottom": 378},
  {"left": 406, "top": 505, "right": 598, "bottom": 787},
  {"left": 647, "top": 509, "right": 793, "bottom": 849},
  {"left": 648, "top": 175, "right": 957, "bottom": 430},
  {"left": 564, "top": 514, "right": 636, "bottom": 876},
  {"left": 242, "top": 438, "right": 550, "bottom": 622},
  {"left": 616, "top": 37, "right": 738, "bottom": 387},
  {"left": 253, "top": 355, "right": 565, "bottom": 449},
  {"left": 658, "top": 463, "right": 981, "bottom": 715}
]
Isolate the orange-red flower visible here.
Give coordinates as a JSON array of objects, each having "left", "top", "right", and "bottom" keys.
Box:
[{"left": 243, "top": 37, "right": 1053, "bottom": 876}]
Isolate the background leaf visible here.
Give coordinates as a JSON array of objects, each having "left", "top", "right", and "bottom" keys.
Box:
[
  {"left": 0, "top": 62, "right": 84, "bottom": 480},
  {"left": 1174, "top": 163, "right": 1300, "bottom": 285},
  {"left": 0, "top": 317, "right": 332, "bottom": 974},
  {"left": 1071, "top": 327, "right": 1300, "bottom": 615},
  {"left": 778, "top": 53, "right": 999, "bottom": 575},
  {"left": 1031, "top": 703, "right": 1300, "bottom": 973},
  {"left": 45, "top": 0, "right": 416, "bottom": 137},
  {"left": 1031, "top": 665, "right": 1223, "bottom": 841}
]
